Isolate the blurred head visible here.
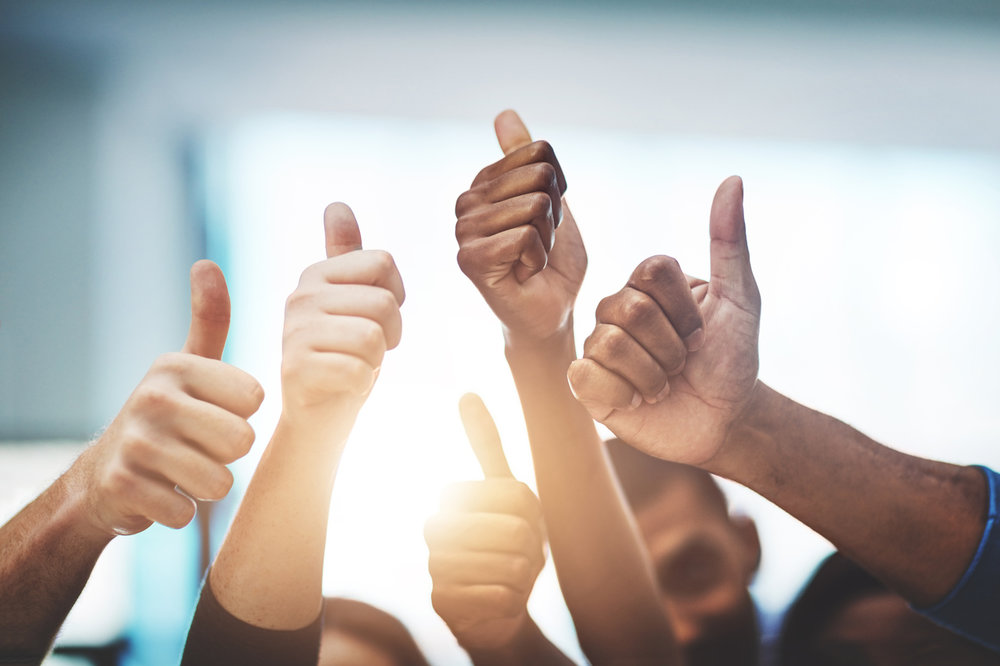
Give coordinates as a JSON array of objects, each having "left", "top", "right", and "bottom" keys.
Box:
[
  {"left": 780, "top": 552, "right": 1000, "bottom": 666},
  {"left": 606, "top": 438, "right": 762, "bottom": 665},
  {"left": 319, "top": 597, "right": 430, "bottom": 666}
]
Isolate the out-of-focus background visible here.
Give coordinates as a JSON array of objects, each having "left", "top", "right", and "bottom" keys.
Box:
[{"left": 2, "top": 0, "right": 999, "bottom": 663}]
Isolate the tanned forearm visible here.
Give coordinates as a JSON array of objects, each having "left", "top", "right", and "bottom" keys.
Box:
[
  {"left": 0, "top": 463, "right": 112, "bottom": 660},
  {"left": 506, "top": 325, "right": 678, "bottom": 664},
  {"left": 712, "top": 381, "right": 987, "bottom": 607}
]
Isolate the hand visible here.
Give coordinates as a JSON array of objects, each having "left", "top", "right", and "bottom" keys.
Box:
[
  {"left": 280, "top": 203, "right": 405, "bottom": 426},
  {"left": 425, "top": 394, "right": 546, "bottom": 651},
  {"left": 455, "top": 110, "right": 587, "bottom": 342},
  {"left": 76, "top": 260, "right": 264, "bottom": 536},
  {"left": 568, "top": 177, "right": 761, "bottom": 467}
]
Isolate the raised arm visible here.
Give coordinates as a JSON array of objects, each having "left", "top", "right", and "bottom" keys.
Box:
[
  {"left": 425, "top": 394, "right": 575, "bottom": 666},
  {"left": 454, "top": 110, "right": 677, "bottom": 664},
  {"left": 0, "top": 261, "right": 262, "bottom": 662},
  {"left": 568, "top": 176, "right": 996, "bottom": 649},
  {"left": 181, "top": 204, "right": 405, "bottom": 664}
]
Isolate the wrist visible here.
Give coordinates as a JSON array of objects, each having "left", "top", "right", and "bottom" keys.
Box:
[
  {"left": 504, "top": 318, "right": 576, "bottom": 365},
  {"left": 59, "top": 452, "right": 119, "bottom": 545},
  {"left": 462, "top": 613, "right": 535, "bottom": 663},
  {"left": 706, "top": 381, "right": 782, "bottom": 482},
  {"left": 502, "top": 315, "right": 575, "bottom": 355}
]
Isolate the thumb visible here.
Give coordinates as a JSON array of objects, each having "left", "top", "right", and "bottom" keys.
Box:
[
  {"left": 182, "top": 260, "right": 230, "bottom": 359},
  {"left": 324, "top": 202, "right": 363, "bottom": 258},
  {"left": 459, "top": 393, "right": 513, "bottom": 479},
  {"left": 709, "top": 176, "right": 758, "bottom": 306},
  {"left": 494, "top": 109, "right": 533, "bottom": 156}
]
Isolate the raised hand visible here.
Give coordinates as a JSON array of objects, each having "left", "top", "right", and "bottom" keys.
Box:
[
  {"left": 455, "top": 110, "right": 586, "bottom": 342},
  {"left": 425, "top": 394, "right": 546, "bottom": 651},
  {"left": 568, "top": 176, "right": 761, "bottom": 467},
  {"left": 280, "top": 202, "right": 405, "bottom": 429},
  {"left": 78, "top": 260, "right": 264, "bottom": 536}
]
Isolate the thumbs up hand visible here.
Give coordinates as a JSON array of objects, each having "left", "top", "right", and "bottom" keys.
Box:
[
  {"left": 75, "top": 260, "right": 264, "bottom": 537},
  {"left": 568, "top": 177, "right": 762, "bottom": 468},
  {"left": 424, "top": 394, "right": 547, "bottom": 652},
  {"left": 280, "top": 203, "right": 405, "bottom": 428},
  {"left": 455, "top": 110, "right": 586, "bottom": 344}
]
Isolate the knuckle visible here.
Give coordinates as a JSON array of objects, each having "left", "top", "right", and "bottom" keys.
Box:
[
  {"left": 619, "top": 292, "right": 657, "bottom": 326},
  {"left": 369, "top": 249, "right": 396, "bottom": 275},
  {"left": 133, "top": 384, "right": 176, "bottom": 413},
  {"left": 152, "top": 352, "right": 186, "bottom": 375},
  {"left": 509, "top": 555, "right": 533, "bottom": 583},
  {"left": 511, "top": 521, "right": 534, "bottom": 551},
  {"left": 531, "top": 161, "right": 557, "bottom": 188},
  {"left": 122, "top": 433, "right": 156, "bottom": 466},
  {"left": 528, "top": 140, "right": 553, "bottom": 162},
  {"left": 455, "top": 189, "right": 478, "bottom": 216},
  {"left": 636, "top": 254, "right": 681, "bottom": 282},
  {"left": 456, "top": 246, "right": 477, "bottom": 277},
  {"left": 526, "top": 191, "right": 552, "bottom": 217},
  {"left": 105, "top": 466, "right": 136, "bottom": 497}
]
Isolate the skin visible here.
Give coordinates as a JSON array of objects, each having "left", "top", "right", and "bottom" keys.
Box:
[
  {"left": 455, "top": 109, "right": 678, "bottom": 664},
  {"left": 424, "top": 394, "right": 573, "bottom": 665},
  {"left": 568, "top": 175, "right": 988, "bottom": 611},
  {"left": 633, "top": 480, "right": 761, "bottom": 666},
  {"left": 182, "top": 204, "right": 404, "bottom": 659},
  {"left": 0, "top": 261, "right": 263, "bottom": 660}
]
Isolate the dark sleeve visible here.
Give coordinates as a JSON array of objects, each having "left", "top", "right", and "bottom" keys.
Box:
[
  {"left": 180, "top": 574, "right": 322, "bottom": 666},
  {"left": 915, "top": 465, "right": 1000, "bottom": 653}
]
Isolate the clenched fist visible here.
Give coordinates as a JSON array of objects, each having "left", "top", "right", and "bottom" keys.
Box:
[
  {"left": 75, "top": 260, "right": 264, "bottom": 536},
  {"left": 455, "top": 110, "right": 586, "bottom": 343},
  {"left": 425, "top": 394, "right": 546, "bottom": 651},
  {"left": 280, "top": 203, "right": 405, "bottom": 426},
  {"left": 568, "top": 177, "right": 761, "bottom": 468}
]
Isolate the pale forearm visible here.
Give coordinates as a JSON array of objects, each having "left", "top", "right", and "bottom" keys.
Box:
[
  {"left": 0, "top": 465, "right": 111, "bottom": 657},
  {"left": 506, "top": 327, "right": 677, "bottom": 662},
  {"left": 714, "top": 381, "right": 987, "bottom": 606},
  {"left": 206, "top": 413, "right": 352, "bottom": 630}
]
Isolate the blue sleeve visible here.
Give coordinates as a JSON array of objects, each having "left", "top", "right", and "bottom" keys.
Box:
[{"left": 916, "top": 465, "right": 1000, "bottom": 653}]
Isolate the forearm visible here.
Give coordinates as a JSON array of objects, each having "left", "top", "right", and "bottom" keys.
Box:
[
  {"left": 464, "top": 615, "right": 576, "bottom": 666},
  {"left": 204, "top": 411, "right": 353, "bottom": 631},
  {"left": 505, "top": 325, "right": 677, "bottom": 663},
  {"left": 713, "top": 381, "right": 987, "bottom": 606},
  {"left": 0, "top": 463, "right": 111, "bottom": 658}
]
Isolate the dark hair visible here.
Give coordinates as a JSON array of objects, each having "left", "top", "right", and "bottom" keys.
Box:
[
  {"left": 778, "top": 552, "right": 883, "bottom": 666},
  {"left": 322, "top": 597, "right": 430, "bottom": 666},
  {"left": 604, "top": 438, "right": 728, "bottom": 516}
]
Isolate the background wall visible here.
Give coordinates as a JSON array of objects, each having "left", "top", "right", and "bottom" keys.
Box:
[{"left": 2, "top": 1, "right": 999, "bottom": 664}]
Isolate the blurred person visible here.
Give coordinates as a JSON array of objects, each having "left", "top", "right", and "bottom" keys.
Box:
[
  {"left": 779, "top": 552, "right": 1000, "bottom": 666},
  {"left": 181, "top": 203, "right": 405, "bottom": 665},
  {"left": 568, "top": 175, "right": 1000, "bottom": 653},
  {"left": 606, "top": 438, "right": 769, "bottom": 666},
  {"left": 424, "top": 394, "right": 574, "bottom": 665},
  {"left": 319, "top": 597, "right": 429, "bottom": 666},
  {"left": 454, "top": 110, "right": 678, "bottom": 664},
  {"left": 0, "top": 261, "right": 264, "bottom": 664}
]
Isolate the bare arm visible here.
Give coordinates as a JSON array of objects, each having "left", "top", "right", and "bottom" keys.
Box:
[
  {"left": 454, "top": 110, "right": 677, "bottom": 664},
  {"left": 425, "top": 395, "right": 576, "bottom": 666},
  {"left": 182, "top": 204, "right": 405, "bottom": 662},
  {"left": 0, "top": 261, "right": 262, "bottom": 660},
  {"left": 569, "top": 175, "right": 987, "bottom": 610}
]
